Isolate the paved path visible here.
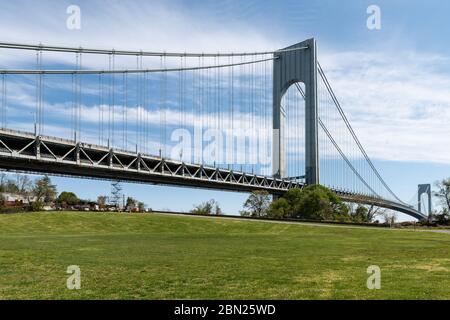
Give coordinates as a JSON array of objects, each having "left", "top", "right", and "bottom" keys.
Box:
[{"left": 420, "top": 229, "right": 450, "bottom": 234}]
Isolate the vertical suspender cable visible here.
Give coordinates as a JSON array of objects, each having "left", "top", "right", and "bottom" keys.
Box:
[
  {"left": 1, "top": 73, "right": 5, "bottom": 128},
  {"left": 218, "top": 54, "right": 222, "bottom": 166},
  {"left": 200, "top": 55, "right": 204, "bottom": 164},
  {"left": 231, "top": 55, "right": 235, "bottom": 169},
  {"left": 191, "top": 56, "right": 196, "bottom": 163},
  {"left": 159, "top": 56, "right": 163, "bottom": 157},
  {"left": 178, "top": 56, "right": 182, "bottom": 161},
  {"left": 136, "top": 55, "right": 139, "bottom": 153},
  {"left": 111, "top": 52, "right": 115, "bottom": 149},
  {"left": 215, "top": 55, "right": 218, "bottom": 165},
  {"left": 40, "top": 49, "right": 44, "bottom": 135},
  {"left": 163, "top": 55, "right": 167, "bottom": 157},
  {"left": 35, "top": 50, "right": 40, "bottom": 136},
  {"left": 98, "top": 73, "right": 102, "bottom": 145},
  {"left": 108, "top": 54, "right": 112, "bottom": 147},
  {"left": 144, "top": 61, "right": 148, "bottom": 153},
  {"left": 74, "top": 52, "right": 79, "bottom": 141},
  {"left": 124, "top": 72, "right": 128, "bottom": 150},
  {"left": 77, "top": 52, "right": 82, "bottom": 141}
]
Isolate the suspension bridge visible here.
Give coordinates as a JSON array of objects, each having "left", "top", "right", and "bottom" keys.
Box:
[{"left": 0, "top": 38, "right": 430, "bottom": 220}]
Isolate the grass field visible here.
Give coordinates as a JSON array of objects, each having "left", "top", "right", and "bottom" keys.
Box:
[{"left": 0, "top": 212, "right": 449, "bottom": 300}]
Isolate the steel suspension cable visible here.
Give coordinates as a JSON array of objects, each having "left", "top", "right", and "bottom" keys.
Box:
[
  {"left": 317, "top": 62, "right": 403, "bottom": 203},
  {"left": 0, "top": 41, "right": 308, "bottom": 57},
  {"left": 318, "top": 118, "right": 380, "bottom": 197},
  {"left": 296, "top": 82, "right": 374, "bottom": 195},
  {"left": 0, "top": 57, "right": 277, "bottom": 75}
]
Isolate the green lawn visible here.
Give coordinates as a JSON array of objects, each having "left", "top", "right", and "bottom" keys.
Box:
[{"left": 0, "top": 212, "right": 449, "bottom": 300}]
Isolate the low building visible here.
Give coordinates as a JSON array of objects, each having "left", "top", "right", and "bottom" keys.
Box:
[{"left": 0, "top": 193, "right": 37, "bottom": 206}]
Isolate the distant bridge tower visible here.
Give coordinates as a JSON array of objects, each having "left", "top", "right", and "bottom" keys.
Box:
[
  {"left": 272, "top": 38, "right": 319, "bottom": 184},
  {"left": 418, "top": 184, "right": 432, "bottom": 221}
]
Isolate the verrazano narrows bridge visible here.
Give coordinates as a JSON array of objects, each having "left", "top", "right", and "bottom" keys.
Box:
[{"left": 0, "top": 38, "right": 427, "bottom": 220}]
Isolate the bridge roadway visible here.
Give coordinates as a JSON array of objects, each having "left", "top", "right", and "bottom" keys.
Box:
[{"left": 0, "top": 128, "right": 427, "bottom": 221}]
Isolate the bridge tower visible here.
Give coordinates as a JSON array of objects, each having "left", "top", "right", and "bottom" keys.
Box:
[
  {"left": 272, "top": 38, "right": 319, "bottom": 185},
  {"left": 418, "top": 184, "right": 432, "bottom": 221}
]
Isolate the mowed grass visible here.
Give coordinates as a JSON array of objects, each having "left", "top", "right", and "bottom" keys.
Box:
[{"left": 0, "top": 212, "right": 449, "bottom": 300}]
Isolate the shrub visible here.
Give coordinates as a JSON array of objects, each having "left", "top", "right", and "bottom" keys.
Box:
[{"left": 31, "top": 201, "right": 44, "bottom": 212}]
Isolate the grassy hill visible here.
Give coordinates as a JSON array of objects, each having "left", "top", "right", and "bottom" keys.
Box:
[{"left": 0, "top": 212, "right": 449, "bottom": 300}]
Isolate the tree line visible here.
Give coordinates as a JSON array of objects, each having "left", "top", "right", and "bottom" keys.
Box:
[
  {"left": 237, "top": 178, "right": 450, "bottom": 225},
  {"left": 0, "top": 173, "right": 147, "bottom": 213},
  {"left": 240, "top": 185, "right": 381, "bottom": 224}
]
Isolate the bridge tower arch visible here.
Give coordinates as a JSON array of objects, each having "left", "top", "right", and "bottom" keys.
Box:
[
  {"left": 273, "top": 38, "right": 319, "bottom": 185},
  {"left": 418, "top": 184, "right": 432, "bottom": 221}
]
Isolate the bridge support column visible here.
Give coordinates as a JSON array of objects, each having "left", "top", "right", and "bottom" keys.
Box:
[
  {"left": 34, "top": 136, "right": 41, "bottom": 160},
  {"left": 273, "top": 38, "right": 319, "bottom": 185},
  {"left": 75, "top": 143, "right": 80, "bottom": 165}
]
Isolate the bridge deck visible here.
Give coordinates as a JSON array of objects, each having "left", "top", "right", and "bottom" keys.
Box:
[{"left": 0, "top": 128, "right": 426, "bottom": 220}]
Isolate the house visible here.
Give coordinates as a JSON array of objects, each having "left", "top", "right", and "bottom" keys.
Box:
[{"left": 0, "top": 193, "right": 37, "bottom": 207}]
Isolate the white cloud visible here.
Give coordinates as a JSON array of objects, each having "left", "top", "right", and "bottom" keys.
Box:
[
  {"left": 0, "top": 1, "right": 281, "bottom": 62},
  {"left": 1, "top": 0, "right": 449, "bottom": 167},
  {"left": 319, "top": 50, "right": 450, "bottom": 165}
]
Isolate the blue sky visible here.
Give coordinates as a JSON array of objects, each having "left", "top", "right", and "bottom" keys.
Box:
[{"left": 0, "top": 0, "right": 449, "bottom": 220}]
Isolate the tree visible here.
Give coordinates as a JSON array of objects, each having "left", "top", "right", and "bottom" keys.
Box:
[
  {"left": 138, "top": 202, "right": 145, "bottom": 212},
  {"left": 242, "top": 191, "right": 271, "bottom": 218},
  {"left": 283, "top": 188, "right": 303, "bottom": 213},
  {"left": 57, "top": 192, "right": 80, "bottom": 206},
  {"left": 0, "top": 172, "right": 6, "bottom": 187},
  {"left": 126, "top": 197, "right": 137, "bottom": 210},
  {"left": 0, "top": 173, "right": 7, "bottom": 192},
  {"left": 294, "top": 185, "right": 348, "bottom": 220},
  {"left": 33, "top": 176, "right": 57, "bottom": 204},
  {"left": 434, "top": 210, "right": 450, "bottom": 225},
  {"left": 31, "top": 200, "right": 44, "bottom": 212},
  {"left": 366, "top": 205, "right": 385, "bottom": 223},
  {"left": 0, "top": 177, "right": 19, "bottom": 193},
  {"left": 97, "top": 195, "right": 107, "bottom": 207},
  {"left": 0, "top": 173, "right": 32, "bottom": 194},
  {"left": 214, "top": 202, "right": 222, "bottom": 215},
  {"left": 352, "top": 205, "right": 369, "bottom": 223},
  {"left": 383, "top": 212, "right": 397, "bottom": 227},
  {"left": 435, "top": 178, "right": 450, "bottom": 213},
  {"left": 267, "top": 198, "right": 291, "bottom": 219},
  {"left": 268, "top": 185, "right": 349, "bottom": 221},
  {"left": 191, "top": 199, "right": 221, "bottom": 215},
  {"left": 351, "top": 204, "right": 384, "bottom": 223},
  {"left": 4, "top": 180, "right": 19, "bottom": 193},
  {"left": 16, "top": 174, "right": 32, "bottom": 195}
]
